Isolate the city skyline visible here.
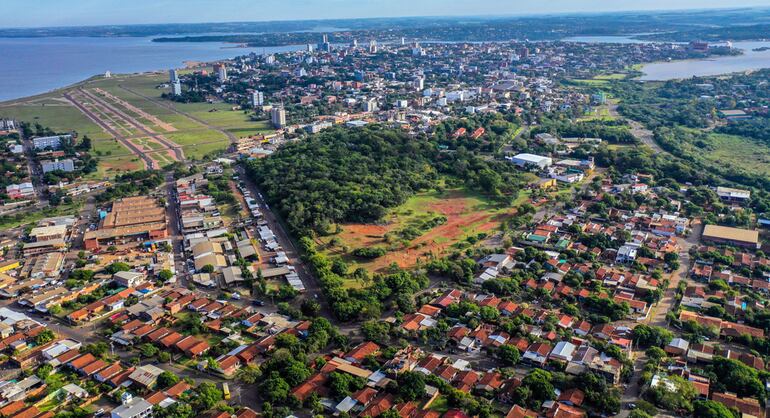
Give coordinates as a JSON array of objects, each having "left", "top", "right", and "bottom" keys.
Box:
[{"left": 2, "top": 0, "right": 770, "bottom": 28}]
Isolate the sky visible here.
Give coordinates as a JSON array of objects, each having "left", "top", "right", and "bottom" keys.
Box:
[{"left": 2, "top": 0, "right": 770, "bottom": 28}]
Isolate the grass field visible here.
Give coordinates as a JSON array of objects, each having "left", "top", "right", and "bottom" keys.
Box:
[
  {"left": 318, "top": 188, "right": 516, "bottom": 276},
  {"left": 704, "top": 133, "right": 770, "bottom": 176},
  {"left": 0, "top": 72, "right": 275, "bottom": 177}
]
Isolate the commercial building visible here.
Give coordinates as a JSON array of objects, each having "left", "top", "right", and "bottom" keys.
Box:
[
  {"left": 6, "top": 183, "right": 34, "bottom": 199},
  {"left": 169, "top": 69, "right": 179, "bottom": 83},
  {"left": 84, "top": 196, "right": 168, "bottom": 251},
  {"left": 702, "top": 225, "right": 760, "bottom": 249},
  {"left": 41, "top": 159, "right": 75, "bottom": 173},
  {"left": 507, "top": 153, "right": 553, "bottom": 169}
]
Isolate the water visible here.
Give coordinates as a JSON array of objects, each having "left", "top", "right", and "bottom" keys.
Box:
[
  {"left": 565, "top": 36, "right": 770, "bottom": 81},
  {"left": 0, "top": 36, "right": 306, "bottom": 102},
  {"left": 3, "top": 34, "right": 770, "bottom": 102},
  {"left": 640, "top": 41, "right": 770, "bottom": 81}
]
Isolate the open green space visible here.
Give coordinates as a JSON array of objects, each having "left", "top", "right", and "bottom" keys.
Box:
[{"left": 703, "top": 133, "right": 770, "bottom": 177}]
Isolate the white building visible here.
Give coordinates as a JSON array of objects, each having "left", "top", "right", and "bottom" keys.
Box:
[
  {"left": 363, "top": 98, "right": 378, "bottom": 112},
  {"left": 111, "top": 394, "right": 153, "bottom": 418},
  {"left": 270, "top": 107, "right": 286, "bottom": 129},
  {"left": 172, "top": 81, "right": 182, "bottom": 96},
  {"left": 507, "top": 153, "right": 553, "bottom": 169},
  {"left": 41, "top": 159, "right": 75, "bottom": 173},
  {"left": 214, "top": 63, "right": 228, "bottom": 82},
  {"left": 251, "top": 91, "right": 264, "bottom": 108},
  {"left": 169, "top": 69, "right": 179, "bottom": 83},
  {"left": 616, "top": 243, "right": 641, "bottom": 264},
  {"left": 33, "top": 135, "right": 71, "bottom": 150}
]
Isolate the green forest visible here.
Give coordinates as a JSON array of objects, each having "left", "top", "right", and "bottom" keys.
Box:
[{"left": 244, "top": 125, "right": 525, "bottom": 236}]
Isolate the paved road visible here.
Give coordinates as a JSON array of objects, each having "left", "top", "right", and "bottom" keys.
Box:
[
  {"left": 119, "top": 85, "right": 238, "bottom": 145},
  {"left": 77, "top": 88, "right": 185, "bottom": 161},
  {"left": 64, "top": 92, "right": 156, "bottom": 169},
  {"left": 234, "top": 165, "right": 329, "bottom": 314},
  {"left": 618, "top": 220, "right": 702, "bottom": 416},
  {"left": 609, "top": 103, "right": 663, "bottom": 153},
  {"left": 163, "top": 172, "right": 188, "bottom": 285}
]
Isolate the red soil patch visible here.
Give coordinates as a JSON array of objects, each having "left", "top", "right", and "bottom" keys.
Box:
[{"left": 329, "top": 194, "right": 517, "bottom": 272}]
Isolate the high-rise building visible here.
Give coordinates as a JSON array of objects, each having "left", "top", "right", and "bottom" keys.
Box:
[
  {"left": 270, "top": 107, "right": 286, "bottom": 129},
  {"left": 172, "top": 81, "right": 182, "bottom": 96},
  {"left": 265, "top": 55, "right": 276, "bottom": 65},
  {"left": 362, "top": 98, "right": 378, "bottom": 112},
  {"left": 251, "top": 91, "right": 264, "bottom": 108},
  {"left": 414, "top": 76, "right": 425, "bottom": 90},
  {"left": 213, "top": 63, "right": 228, "bottom": 82},
  {"left": 351, "top": 39, "right": 358, "bottom": 48},
  {"left": 369, "top": 40, "right": 378, "bottom": 53},
  {"left": 169, "top": 69, "right": 179, "bottom": 83}
]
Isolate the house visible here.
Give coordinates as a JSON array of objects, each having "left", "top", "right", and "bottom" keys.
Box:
[
  {"left": 345, "top": 341, "right": 380, "bottom": 364},
  {"left": 665, "top": 338, "right": 690, "bottom": 356},
  {"left": 111, "top": 395, "right": 153, "bottom": 418},
  {"left": 549, "top": 341, "right": 576, "bottom": 363},
  {"left": 506, "top": 405, "right": 538, "bottom": 418},
  {"left": 522, "top": 342, "right": 551, "bottom": 366},
  {"left": 615, "top": 244, "right": 639, "bottom": 264}
]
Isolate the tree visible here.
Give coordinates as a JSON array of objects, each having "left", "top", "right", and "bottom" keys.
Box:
[
  {"left": 80, "top": 342, "right": 109, "bottom": 358},
  {"left": 263, "top": 372, "right": 291, "bottom": 403},
  {"left": 193, "top": 382, "right": 222, "bottom": 410},
  {"left": 139, "top": 343, "right": 159, "bottom": 358},
  {"left": 157, "top": 371, "right": 179, "bottom": 389},
  {"left": 396, "top": 371, "right": 425, "bottom": 401},
  {"left": 34, "top": 329, "right": 55, "bottom": 346},
  {"left": 520, "top": 369, "right": 554, "bottom": 407},
  {"left": 693, "top": 400, "right": 739, "bottom": 418},
  {"left": 157, "top": 269, "right": 174, "bottom": 282},
  {"left": 632, "top": 324, "right": 673, "bottom": 348},
  {"left": 154, "top": 402, "right": 194, "bottom": 418},
  {"left": 710, "top": 357, "right": 766, "bottom": 401},
  {"left": 301, "top": 298, "right": 321, "bottom": 317},
  {"left": 361, "top": 320, "right": 390, "bottom": 345},
  {"left": 236, "top": 365, "right": 262, "bottom": 384},
  {"left": 105, "top": 262, "right": 130, "bottom": 274},
  {"left": 200, "top": 264, "right": 215, "bottom": 273},
  {"left": 497, "top": 345, "right": 521, "bottom": 366},
  {"left": 328, "top": 371, "right": 366, "bottom": 401}
]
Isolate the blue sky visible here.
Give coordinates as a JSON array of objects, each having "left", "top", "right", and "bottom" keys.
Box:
[{"left": 3, "top": 0, "right": 770, "bottom": 27}]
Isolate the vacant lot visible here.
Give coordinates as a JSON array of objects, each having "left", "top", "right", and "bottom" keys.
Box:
[
  {"left": 318, "top": 188, "right": 516, "bottom": 277},
  {"left": 705, "top": 133, "right": 770, "bottom": 176}
]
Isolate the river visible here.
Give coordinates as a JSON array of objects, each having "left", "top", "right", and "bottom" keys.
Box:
[
  {"left": 3, "top": 34, "right": 770, "bottom": 102},
  {"left": 0, "top": 36, "right": 306, "bottom": 102},
  {"left": 565, "top": 36, "right": 770, "bottom": 81}
]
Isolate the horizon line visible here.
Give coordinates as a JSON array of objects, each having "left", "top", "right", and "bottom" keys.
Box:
[{"left": 1, "top": 5, "right": 767, "bottom": 32}]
